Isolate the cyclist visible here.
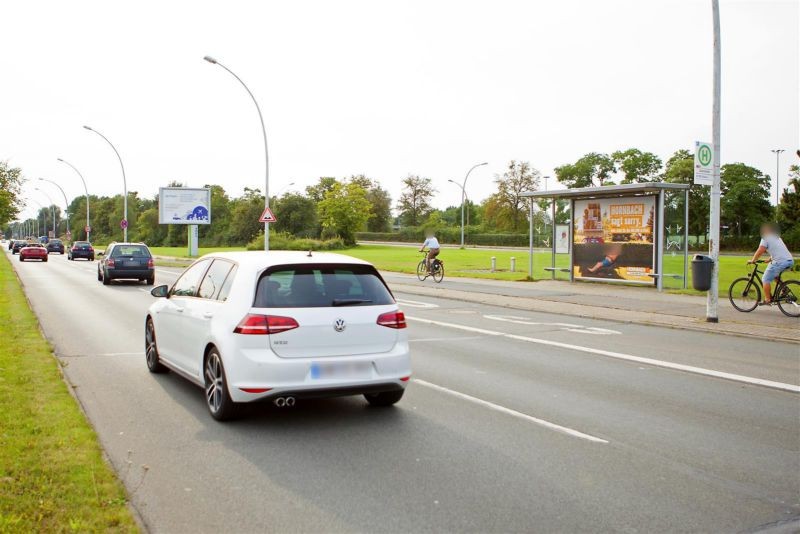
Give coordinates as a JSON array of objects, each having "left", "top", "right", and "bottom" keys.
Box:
[
  {"left": 419, "top": 230, "right": 441, "bottom": 275},
  {"left": 749, "top": 222, "right": 794, "bottom": 305}
]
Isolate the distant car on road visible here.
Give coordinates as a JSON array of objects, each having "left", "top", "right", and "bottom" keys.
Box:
[
  {"left": 145, "top": 251, "right": 411, "bottom": 421},
  {"left": 19, "top": 243, "right": 48, "bottom": 262},
  {"left": 98, "top": 243, "right": 155, "bottom": 285},
  {"left": 46, "top": 238, "right": 65, "bottom": 254},
  {"left": 68, "top": 241, "right": 95, "bottom": 261},
  {"left": 11, "top": 240, "right": 27, "bottom": 254}
]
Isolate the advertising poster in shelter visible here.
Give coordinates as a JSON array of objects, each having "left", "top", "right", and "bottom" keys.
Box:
[{"left": 572, "top": 196, "right": 655, "bottom": 283}]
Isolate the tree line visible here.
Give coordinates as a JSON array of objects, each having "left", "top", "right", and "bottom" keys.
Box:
[{"left": 3, "top": 149, "right": 799, "bottom": 249}]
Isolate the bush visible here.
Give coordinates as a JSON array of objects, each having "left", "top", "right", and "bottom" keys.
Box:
[
  {"left": 356, "top": 228, "right": 532, "bottom": 247},
  {"left": 246, "top": 232, "right": 345, "bottom": 251}
]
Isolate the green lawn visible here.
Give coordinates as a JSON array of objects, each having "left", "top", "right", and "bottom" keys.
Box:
[
  {"left": 0, "top": 253, "right": 137, "bottom": 532},
  {"left": 138, "top": 244, "right": 797, "bottom": 296}
]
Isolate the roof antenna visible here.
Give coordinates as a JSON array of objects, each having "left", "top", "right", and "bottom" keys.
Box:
[{"left": 307, "top": 250, "right": 313, "bottom": 257}]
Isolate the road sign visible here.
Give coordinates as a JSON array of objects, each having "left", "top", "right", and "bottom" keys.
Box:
[
  {"left": 258, "top": 207, "right": 277, "bottom": 223},
  {"left": 694, "top": 141, "right": 714, "bottom": 186},
  {"left": 120, "top": 219, "right": 128, "bottom": 229},
  {"left": 85, "top": 225, "right": 91, "bottom": 233}
]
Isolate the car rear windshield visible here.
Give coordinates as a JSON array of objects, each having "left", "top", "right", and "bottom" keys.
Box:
[
  {"left": 50, "top": 239, "right": 62, "bottom": 244},
  {"left": 111, "top": 245, "right": 151, "bottom": 257},
  {"left": 254, "top": 264, "right": 394, "bottom": 308}
]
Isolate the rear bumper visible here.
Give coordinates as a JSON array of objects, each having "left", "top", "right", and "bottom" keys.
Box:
[
  {"left": 107, "top": 269, "right": 153, "bottom": 280},
  {"left": 225, "top": 342, "right": 411, "bottom": 403},
  {"left": 70, "top": 251, "right": 93, "bottom": 258}
]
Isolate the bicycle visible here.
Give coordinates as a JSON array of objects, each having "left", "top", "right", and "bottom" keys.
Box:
[
  {"left": 416, "top": 251, "right": 444, "bottom": 283},
  {"left": 728, "top": 260, "right": 799, "bottom": 317}
]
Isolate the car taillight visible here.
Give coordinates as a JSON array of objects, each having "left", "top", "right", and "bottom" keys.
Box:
[
  {"left": 377, "top": 310, "right": 407, "bottom": 329},
  {"left": 89, "top": 247, "right": 94, "bottom": 252},
  {"left": 234, "top": 314, "right": 299, "bottom": 335},
  {"left": 106, "top": 258, "right": 115, "bottom": 267},
  {"left": 147, "top": 258, "right": 154, "bottom": 268}
]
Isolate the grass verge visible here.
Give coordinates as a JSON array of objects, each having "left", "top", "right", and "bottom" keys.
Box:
[
  {"left": 0, "top": 252, "right": 137, "bottom": 532},
  {"left": 132, "top": 244, "right": 798, "bottom": 295}
]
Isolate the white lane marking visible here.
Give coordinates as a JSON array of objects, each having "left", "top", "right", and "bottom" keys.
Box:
[
  {"left": 409, "top": 335, "right": 487, "bottom": 343},
  {"left": 155, "top": 269, "right": 180, "bottom": 277},
  {"left": 485, "top": 314, "right": 621, "bottom": 335},
  {"left": 396, "top": 298, "right": 439, "bottom": 309},
  {"left": 414, "top": 379, "right": 608, "bottom": 444},
  {"left": 407, "top": 316, "right": 800, "bottom": 394}
]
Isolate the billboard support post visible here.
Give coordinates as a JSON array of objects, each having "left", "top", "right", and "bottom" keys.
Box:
[
  {"left": 656, "top": 189, "right": 665, "bottom": 292},
  {"left": 188, "top": 225, "right": 198, "bottom": 257}
]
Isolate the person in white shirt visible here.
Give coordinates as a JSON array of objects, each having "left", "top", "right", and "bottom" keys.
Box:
[
  {"left": 419, "top": 231, "right": 441, "bottom": 274},
  {"left": 749, "top": 222, "right": 795, "bottom": 305}
]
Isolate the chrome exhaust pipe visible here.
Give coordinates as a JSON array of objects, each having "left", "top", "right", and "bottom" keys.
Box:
[
  {"left": 274, "top": 397, "right": 286, "bottom": 407},
  {"left": 285, "top": 396, "right": 296, "bottom": 407}
]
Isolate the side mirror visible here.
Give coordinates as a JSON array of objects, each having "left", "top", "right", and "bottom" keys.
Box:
[
  {"left": 150, "top": 285, "right": 169, "bottom": 298},
  {"left": 97, "top": 251, "right": 104, "bottom": 257}
]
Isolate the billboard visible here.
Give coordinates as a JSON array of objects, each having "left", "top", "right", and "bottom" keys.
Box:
[
  {"left": 158, "top": 187, "right": 211, "bottom": 225},
  {"left": 572, "top": 196, "right": 655, "bottom": 284}
]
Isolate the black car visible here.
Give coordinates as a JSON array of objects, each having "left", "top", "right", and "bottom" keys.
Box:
[
  {"left": 68, "top": 241, "right": 95, "bottom": 261},
  {"left": 46, "top": 239, "right": 65, "bottom": 254},
  {"left": 98, "top": 243, "right": 155, "bottom": 285},
  {"left": 11, "top": 240, "right": 27, "bottom": 254}
]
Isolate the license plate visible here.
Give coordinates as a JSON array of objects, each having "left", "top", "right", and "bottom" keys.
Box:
[{"left": 310, "top": 361, "right": 372, "bottom": 380}]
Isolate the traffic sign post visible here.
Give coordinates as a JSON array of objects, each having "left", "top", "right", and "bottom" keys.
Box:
[
  {"left": 259, "top": 207, "right": 277, "bottom": 224},
  {"left": 694, "top": 141, "right": 714, "bottom": 186}
]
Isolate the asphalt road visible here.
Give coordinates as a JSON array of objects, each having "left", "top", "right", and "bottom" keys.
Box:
[{"left": 8, "top": 251, "right": 800, "bottom": 533}]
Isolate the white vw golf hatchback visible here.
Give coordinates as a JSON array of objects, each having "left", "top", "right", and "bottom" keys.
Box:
[{"left": 145, "top": 251, "right": 411, "bottom": 420}]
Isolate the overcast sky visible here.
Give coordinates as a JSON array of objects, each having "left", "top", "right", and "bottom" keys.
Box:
[{"left": 2, "top": 0, "right": 798, "bottom": 220}]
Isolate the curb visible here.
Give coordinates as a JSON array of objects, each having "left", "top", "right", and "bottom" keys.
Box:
[{"left": 390, "top": 282, "right": 800, "bottom": 344}]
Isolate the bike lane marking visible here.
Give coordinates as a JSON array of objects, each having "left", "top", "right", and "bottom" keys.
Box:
[
  {"left": 406, "top": 316, "right": 800, "bottom": 393},
  {"left": 484, "top": 314, "right": 622, "bottom": 335}
]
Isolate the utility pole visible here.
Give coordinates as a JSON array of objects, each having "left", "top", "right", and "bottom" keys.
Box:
[
  {"left": 771, "top": 149, "right": 784, "bottom": 206},
  {"left": 706, "top": 0, "right": 722, "bottom": 323}
]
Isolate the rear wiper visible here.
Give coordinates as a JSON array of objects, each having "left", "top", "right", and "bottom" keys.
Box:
[{"left": 331, "top": 298, "right": 373, "bottom": 307}]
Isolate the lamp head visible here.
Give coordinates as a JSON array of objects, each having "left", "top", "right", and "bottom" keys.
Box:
[
  {"left": 203, "top": 56, "right": 218, "bottom": 64},
  {"left": 479, "top": 162, "right": 488, "bottom": 166},
  {"left": 83, "top": 125, "right": 92, "bottom": 131},
  {"left": 448, "top": 179, "right": 455, "bottom": 184},
  {"left": 57, "top": 158, "right": 64, "bottom": 162}
]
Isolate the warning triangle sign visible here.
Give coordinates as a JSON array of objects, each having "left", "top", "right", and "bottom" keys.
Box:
[{"left": 258, "top": 206, "right": 277, "bottom": 223}]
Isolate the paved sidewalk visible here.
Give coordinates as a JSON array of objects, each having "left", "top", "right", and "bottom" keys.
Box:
[{"left": 382, "top": 272, "right": 800, "bottom": 343}]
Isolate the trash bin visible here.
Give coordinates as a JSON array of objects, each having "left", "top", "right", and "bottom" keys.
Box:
[{"left": 691, "top": 254, "right": 714, "bottom": 291}]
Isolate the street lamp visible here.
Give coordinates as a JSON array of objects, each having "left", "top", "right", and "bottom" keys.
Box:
[
  {"left": 204, "top": 55, "right": 271, "bottom": 251},
  {"left": 84, "top": 125, "right": 128, "bottom": 241},
  {"left": 274, "top": 182, "right": 296, "bottom": 198},
  {"left": 447, "top": 178, "right": 470, "bottom": 226},
  {"left": 454, "top": 162, "right": 487, "bottom": 247},
  {"left": 28, "top": 198, "right": 47, "bottom": 237},
  {"left": 57, "top": 158, "right": 91, "bottom": 241},
  {"left": 38, "top": 178, "right": 70, "bottom": 240},
  {"left": 771, "top": 149, "right": 785, "bottom": 206},
  {"left": 35, "top": 188, "right": 57, "bottom": 236}
]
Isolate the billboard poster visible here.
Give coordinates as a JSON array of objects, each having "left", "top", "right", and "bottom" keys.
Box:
[
  {"left": 555, "top": 224, "right": 570, "bottom": 254},
  {"left": 572, "top": 196, "right": 655, "bottom": 284},
  {"left": 158, "top": 187, "right": 211, "bottom": 225}
]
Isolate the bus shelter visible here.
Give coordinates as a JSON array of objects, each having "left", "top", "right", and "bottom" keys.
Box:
[{"left": 523, "top": 183, "right": 690, "bottom": 291}]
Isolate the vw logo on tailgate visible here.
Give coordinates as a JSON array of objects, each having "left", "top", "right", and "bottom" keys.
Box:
[{"left": 333, "top": 318, "right": 346, "bottom": 332}]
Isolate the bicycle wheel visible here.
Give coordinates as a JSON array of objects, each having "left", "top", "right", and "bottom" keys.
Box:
[
  {"left": 432, "top": 261, "right": 444, "bottom": 283},
  {"left": 776, "top": 280, "right": 800, "bottom": 318},
  {"left": 728, "top": 277, "right": 760, "bottom": 312},
  {"left": 416, "top": 260, "right": 428, "bottom": 281}
]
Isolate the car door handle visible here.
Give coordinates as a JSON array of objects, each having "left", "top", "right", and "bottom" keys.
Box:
[
  {"left": 174, "top": 307, "right": 184, "bottom": 313},
  {"left": 203, "top": 312, "right": 214, "bottom": 319}
]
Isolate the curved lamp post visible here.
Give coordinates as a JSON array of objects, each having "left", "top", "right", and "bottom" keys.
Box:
[
  {"left": 34, "top": 188, "right": 57, "bottom": 236},
  {"left": 57, "top": 158, "right": 91, "bottom": 241},
  {"left": 455, "top": 162, "right": 487, "bottom": 247},
  {"left": 84, "top": 126, "right": 128, "bottom": 241},
  {"left": 38, "top": 178, "right": 70, "bottom": 239},
  {"left": 28, "top": 199, "right": 46, "bottom": 237},
  {"left": 204, "top": 55, "right": 271, "bottom": 251}
]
